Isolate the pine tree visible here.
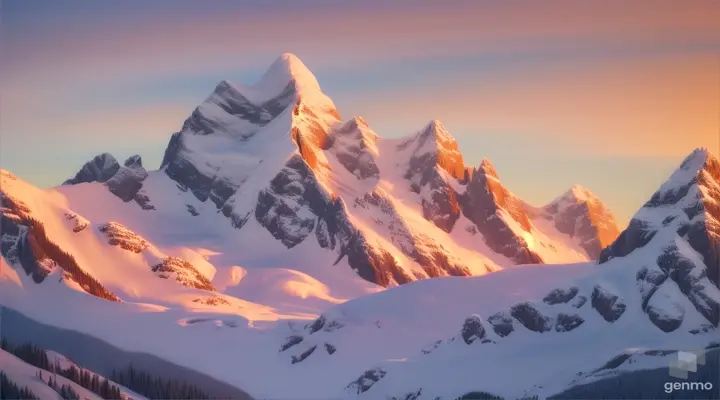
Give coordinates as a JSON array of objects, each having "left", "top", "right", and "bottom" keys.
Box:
[
  {"left": 1, "top": 371, "right": 38, "bottom": 400},
  {"left": 111, "top": 364, "right": 211, "bottom": 399},
  {"left": 58, "top": 383, "right": 80, "bottom": 400}
]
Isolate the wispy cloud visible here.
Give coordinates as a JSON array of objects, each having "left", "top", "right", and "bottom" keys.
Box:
[{"left": 3, "top": 0, "right": 718, "bottom": 89}]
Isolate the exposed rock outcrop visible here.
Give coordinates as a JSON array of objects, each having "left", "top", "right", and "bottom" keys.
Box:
[{"left": 460, "top": 159, "right": 543, "bottom": 264}]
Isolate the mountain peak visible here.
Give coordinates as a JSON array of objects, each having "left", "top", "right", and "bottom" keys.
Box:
[
  {"left": 259, "top": 53, "right": 321, "bottom": 97},
  {"left": 63, "top": 153, "right": 120, "bottom": 185},
  {"left": 679, "top": 147, "right": 715, "bottom": 174},
  {"left": 421, "top": 119, "right": 453, "bottom": 141},
  {"left": 342, "top": 116, "right": 370, "bottom": 131},
  {"left": 652, "top": 148, "right": 720, "bottom": 203},
  {"left": 426, "top": 119, "right": 444, "bottom": 130},
  {"left": 124, "top": 155, "right": 143, "bottom": 169},
  {"left": 478, "top": 158, "right": 499, "bottom": 179},
  {"left": 277, "top": 52, "right": 304, "bottom": 66},
  {"left": 556, "top": 184, "right": 599, "bottom": 204}
]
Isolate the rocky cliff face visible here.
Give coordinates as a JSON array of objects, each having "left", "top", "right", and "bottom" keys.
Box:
[
  {"left": 64, "top": 154, "right": 153, "bottom": 210},
  {"left": 328, "top": 117, "right": 380, "bottom": 180},
  {"left": 63, "top": 153, "right": 120, "bottom": 185},
  {"left": 401, "top": 120, "right": 466, "bottom": 233},
  {"left": 460, "top": 159, "right": 542, "bottom": 265}
]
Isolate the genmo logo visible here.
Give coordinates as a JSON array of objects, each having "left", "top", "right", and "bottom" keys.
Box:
[
  {"left": 664, "top": 350, "right": 714, "bottom": 394},
  {"left": 664, "top": 381, "right": 714, "bottom": 394},
  {"left": 669, "top": 350, "right": 705, "bottom": 379}
]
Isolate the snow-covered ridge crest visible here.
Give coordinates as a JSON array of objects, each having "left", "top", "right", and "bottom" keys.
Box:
[
  {"left": 653, "top": 147, "right": 716, "bottom": 198},
  {"left": 224, "top": 53, "right": 336, "bottom": 112}
]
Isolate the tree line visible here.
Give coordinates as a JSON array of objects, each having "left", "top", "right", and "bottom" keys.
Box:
[
  {"left": 2, "top": 338, "right": 215, "bottom": 399},
  {"left": 2, "top": 339, "right": 121, "bottom": 399},
  {"left": 111, "top": 364, "right": 211, "bottom": 399},
  {"left": 0, "top": 371, "right": 38, "bottom": 400}
]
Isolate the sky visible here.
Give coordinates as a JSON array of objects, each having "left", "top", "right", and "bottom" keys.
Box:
[{"left": 1, "top": 0, "right": 719, "bottom": 225}]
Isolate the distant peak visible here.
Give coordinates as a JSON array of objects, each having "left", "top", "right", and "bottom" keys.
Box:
[
  {"left": 478, "top": 158, "right": 499, "bottom": 179},
  {"left": 63, "top": 153, "right": 120, "bottom": 186},
  {"left": 555, "top": 184, "right": 600, "bottom": 204},
  {"left": 568, "top": 184, "right": 592, "bottom": 198},
  {"left": 415, "top": 119, "right": 458, "bottom": 150},
  {"left": 347, "top": 116, "right": 369, "bottom": 130},
  {"left": 336, "top": 116, "right": 373, "bottom": 137},
  {"left": 212, "top": 80, "right": 240, "bottom": 96},
  {"left": 422, "top": 119, "right": 451, "bottom": 137},
  {"left": 93, "top": 153, "right": 118, "bottom": 167},
  {"left": 427, "top": 119, "right": 445, "bottom": 131},
  {"left": 124, "top": 155, "right": 143, "bottom": 169}
]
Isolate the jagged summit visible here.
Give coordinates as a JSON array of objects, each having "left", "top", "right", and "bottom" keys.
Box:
[
  {"left": 476, "top": 158, "right": 499, "bottom": 180},
  {"left": 405, "top": 119, "right": 465, "bottom": 181},
  {"left": 542, "top": 183, "right": 619, "bottom": 260},
  {"left": 566, "top": 184, "right": 594, "bottom": 200},
  {"left": 63, "top": 153, "right": 120, "bottom": 185},
  {"left": 421, "top": 119, "right": 451, "bottom": 138},
  {"left": 652, "top": 147, "right": 719, "bottom": 199},
  {"left": 124, "top": 154, "right": 143, "bottom": 169},
  {"left": 339, "top": 116, "right": 370, "bottom": 132},
  {"left": 547, "top": 184, "right": 603, "bottom": 208}
]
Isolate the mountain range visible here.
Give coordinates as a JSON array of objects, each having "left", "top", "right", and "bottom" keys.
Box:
[{"left": 1, "top": 53, "right": 717, "bottom": 400}]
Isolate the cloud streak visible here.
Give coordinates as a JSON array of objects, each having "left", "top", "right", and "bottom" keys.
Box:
[{"left": 3, "top": 0, "right": 718, "bottom": 89}]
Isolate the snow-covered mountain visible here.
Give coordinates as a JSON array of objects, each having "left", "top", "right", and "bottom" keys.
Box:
[
  {"left": 60, "top": 53, "right": 611, "bottom": 288},
  {"left": 1, "top": 53, "right": 715, "bottom": 400}
]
